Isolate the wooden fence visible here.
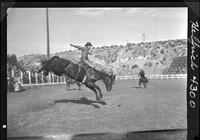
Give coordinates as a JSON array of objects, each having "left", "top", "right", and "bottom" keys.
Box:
[
  {"left": 116, "top": 74, "right": 187, "bottom": 80},
  {"left": 10, "top": 70, "right": 66, "bottom": 87}
]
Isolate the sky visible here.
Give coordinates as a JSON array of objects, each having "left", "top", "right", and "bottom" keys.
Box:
[{"left": 7, "top": 8, "right": 187, "bottom": 57}]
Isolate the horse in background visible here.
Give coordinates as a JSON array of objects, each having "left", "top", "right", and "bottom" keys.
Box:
[
  {"left": 139, "top": 75, "right": 149, "bottom": 88},
  {"left": 38, "top": 56, "right": 116, "bottom": 104}
]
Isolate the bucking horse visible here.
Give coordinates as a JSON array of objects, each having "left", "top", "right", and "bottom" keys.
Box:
[{"left": 38, "top": 56, "right": 116, "bottom": 104}]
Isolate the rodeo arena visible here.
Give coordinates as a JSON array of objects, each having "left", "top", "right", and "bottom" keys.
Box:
[
  {"left": 7, "top": 52, "right": 187, "bottom": 140},
  {"left": 6, "top": 8, "right": 188, "bottom": 140}
]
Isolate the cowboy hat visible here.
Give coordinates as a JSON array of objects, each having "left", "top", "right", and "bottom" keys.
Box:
[{"left": 85, "top": 42, "right": 92, "bottom": 46}]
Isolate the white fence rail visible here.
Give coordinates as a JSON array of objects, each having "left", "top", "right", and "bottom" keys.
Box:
[
  {"left": 9, "top": 70, "right": 66, "bottom": 87},
  {"left": 116, "top": 74, "right": 187, "bottom": 80},
  {"left": 9, "top": 70, "right": 187, "bottom": 87}
]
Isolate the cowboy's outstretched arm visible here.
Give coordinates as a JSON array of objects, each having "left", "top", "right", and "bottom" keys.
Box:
[{"left": 70, "top": 44, "right": 84, "bottom": 50}]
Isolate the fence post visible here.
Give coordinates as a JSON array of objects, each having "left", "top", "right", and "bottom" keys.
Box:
[
  {"left": 52, "top": 73, "right": 54, "bottom": 83},
  {"left": 57, "top": 76, "right": 59, "bottom": 83},
  {"left": 28, "top": 71, "right": 31, "bottom": 84},
  {"left": 63, "top": 76, "right": 65, "bottom": 82},
  {"left": 20, "top": 71, "right": 23, "bottom": 84},
  {"left": 49, "top": 73, "right": 51, "bottom": 83},
  {"left": 11, "top": 70, "right": 14, "bottom": 77},
  {"left": 35, "top": 73, "right": 38, "bottom": 84},
  {"left": 41, "top": 73, "right": 44, "bottom": 83},
  {"left": 59, "top": 76, "right": 61, "bottom": 83}
]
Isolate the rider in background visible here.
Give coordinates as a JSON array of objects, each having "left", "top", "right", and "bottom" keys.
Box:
[{"left": 139, "top": 69, "right": 145, "bottom": 78}]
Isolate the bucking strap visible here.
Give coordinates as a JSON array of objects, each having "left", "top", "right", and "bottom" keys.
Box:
[
  {"left": 74, "top": 65, "right": 87, "bottom": 84},
  {"left": 81, "top": 75, "right": 87, "bottom": 83}
]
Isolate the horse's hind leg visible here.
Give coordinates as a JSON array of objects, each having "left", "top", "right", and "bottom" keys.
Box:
[
  {"left": 78, "top": 84, "right": 81, "bottom": 90},
  {"left": 66, "top": 82, "right": 70, "bottom": 90},
  {"left": 77, "top": 82, "right": 81, "bottom": 90}
]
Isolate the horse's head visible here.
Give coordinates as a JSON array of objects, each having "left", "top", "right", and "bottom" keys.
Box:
[{"left": 103, "top": 74, "right": 116, "bottom": 91}]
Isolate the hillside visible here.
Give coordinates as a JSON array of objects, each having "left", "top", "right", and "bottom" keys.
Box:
[{"left": 18, "top": 39, "right": 187, "bottom": 75}]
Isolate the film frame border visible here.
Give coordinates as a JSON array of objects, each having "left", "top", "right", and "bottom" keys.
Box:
[{"left": 1, "top": 1, "right": 199, "bottom": 140}]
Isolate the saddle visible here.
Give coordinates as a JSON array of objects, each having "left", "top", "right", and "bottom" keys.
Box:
[
  {"left": 77, "top": 61, "right": 114, "bottom": 78},
  {"left": 78, "top": 62, "right": 95, "bottom": 79}
]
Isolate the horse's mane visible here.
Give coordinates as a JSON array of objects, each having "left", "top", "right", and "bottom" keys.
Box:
[
  {"left": 93, "top": 68, "right": 116, "bottom": 86},
  {"left": 51, "top": 56, "right": 60, "bottom": 59}
]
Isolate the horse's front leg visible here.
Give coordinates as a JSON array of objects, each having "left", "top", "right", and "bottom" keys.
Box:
[
  {"left": 139, "top": 80, "right": 141, "bottom": 88},
  {"left": 85, "top": 82, "right": 100, "bottom": 101},
  {"left": 91, "top": 83, "right": 105, "bottom": 104},
  {"left": 93, "top": 83, "right": 103, "bottom": 99},
  {"left": 85, "top": 82, "right": 106, "bottom": 105}
]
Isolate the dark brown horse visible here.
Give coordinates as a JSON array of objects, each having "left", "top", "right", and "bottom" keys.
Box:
[{"left": 38, "top": 56, "right": 116, "bottom": 104}]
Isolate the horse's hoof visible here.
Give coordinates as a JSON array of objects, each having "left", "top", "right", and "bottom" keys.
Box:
[
  {"left": 96, "top": 99, "right": 106, "bottom": 105},
  {"left": 96, "top": 98, "right": 101, "bottom": 102},
  {"left": 99, "top": 94, "right": 103, "bottom": 99},
  {"left": 100, "top": 101, "right": 106, "bottom": 105}
]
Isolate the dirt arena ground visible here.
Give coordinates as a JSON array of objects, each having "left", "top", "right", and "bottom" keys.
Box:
[{"left": 7, "top": 79, "right": 187, "bottom": 138}]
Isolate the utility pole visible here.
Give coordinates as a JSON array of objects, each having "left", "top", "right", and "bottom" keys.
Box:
[
  {"left": 46, "top": 8, "right": 50, "bottom": 59},
  {"left": 46, "top": 8, "right": 51, "bottom": 83},
  {"left": 142, "top": 33, "right": 145, "bottom": 43}
]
